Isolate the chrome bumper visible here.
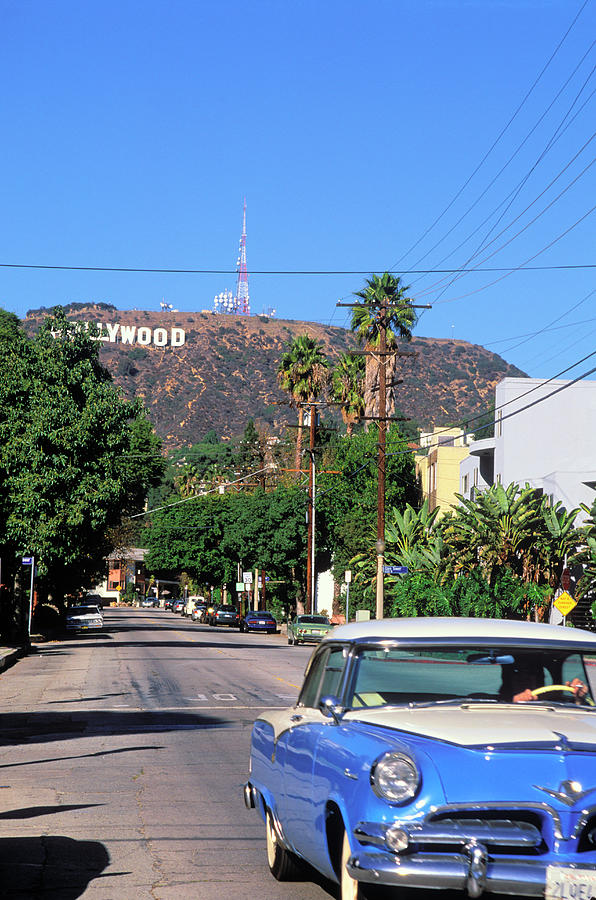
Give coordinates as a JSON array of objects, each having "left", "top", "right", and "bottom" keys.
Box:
[{"left": 347, "top": 848, "right": 556, "bottom": 897}]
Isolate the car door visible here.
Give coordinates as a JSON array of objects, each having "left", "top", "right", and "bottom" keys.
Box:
[{"left": 275, "top": 645, "right": 348, "bottom": 861}]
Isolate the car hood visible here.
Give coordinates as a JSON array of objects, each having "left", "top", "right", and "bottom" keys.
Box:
[
  {"left": 347, "top": 704, "right": 596, "bottom": 806},
  {"left": 346, "top": 704, "right": 596, "bottom": 748}
]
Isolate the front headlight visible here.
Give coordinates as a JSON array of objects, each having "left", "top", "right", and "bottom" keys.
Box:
[{"left": 371, "top": 752, "right": 420, "bottom": 804}]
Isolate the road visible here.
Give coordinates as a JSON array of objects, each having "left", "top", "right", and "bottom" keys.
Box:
[{"left": 0, "top": 607, "right": 331, "bottom": 900}]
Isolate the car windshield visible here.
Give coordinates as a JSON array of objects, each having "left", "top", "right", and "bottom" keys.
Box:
[
  {"left": 298, "top": 616, "right": 329, "bottom": 625},
  {"left": 68, "top": 606, "right": 100, "bottom": 616},
  {"left": 250, "top": 612, "right": 273, "bottom": 619},
  {"left": 345, "top": 645, "right": 595, "bottom": 709}
]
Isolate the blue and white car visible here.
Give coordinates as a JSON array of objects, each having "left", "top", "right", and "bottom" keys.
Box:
[{"left": 244, "top": 617, "right": 596, "bottom": 899}]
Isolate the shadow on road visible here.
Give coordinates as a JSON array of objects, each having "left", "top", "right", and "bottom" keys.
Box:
[
  {"left": 0, "top": 835, "right": 111, "bottom": 899},
  {"left": 0, "top": 708, "right": 238, "bottom": 747},
  {"left": 0, "top": 804, "right": 102, "bottom": 820}
]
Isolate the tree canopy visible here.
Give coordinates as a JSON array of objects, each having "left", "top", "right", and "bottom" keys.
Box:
[{"left": 0, "top": 309, "right": 165, "bottom": 631}]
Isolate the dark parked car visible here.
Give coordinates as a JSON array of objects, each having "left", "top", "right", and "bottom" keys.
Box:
[
  {"left": 164, "top": 598, "right": 173, "bottom": 610},
  {"left": 209, "top": 605, "right": 241, "bottom": 627},
  {"left": 239, "top": 611, "right": 277, "bottom": 634}
]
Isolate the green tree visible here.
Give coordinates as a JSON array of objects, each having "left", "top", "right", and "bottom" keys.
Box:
[
  {"left": 440, "top": 482, "right": 579, "bottom": 619},
  {"left": 0, "top": 308, "right": 165, "bottom": 633},
  {"left": 317, "top": 424, "right": 419, "bottom": 615},
  {"left": 277, "top": 335, "right": 329, "bottom": 471}
]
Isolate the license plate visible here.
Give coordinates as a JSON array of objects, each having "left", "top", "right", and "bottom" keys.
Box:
[{"left": 546, "top": 865, "right": 596, "bottom": 899}]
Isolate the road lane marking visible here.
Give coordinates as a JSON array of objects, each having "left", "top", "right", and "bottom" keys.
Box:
[{"left": 275, "top": 675, "right": 300, "bottom": 689}]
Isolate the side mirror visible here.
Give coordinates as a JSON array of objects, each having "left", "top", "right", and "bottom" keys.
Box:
[{"left": 319, "top": 695, "right": 344, "bottom": 725}]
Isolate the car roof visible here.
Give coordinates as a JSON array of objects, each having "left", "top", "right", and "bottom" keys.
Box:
[{"left": 324, "top": 616, "right": 596, "bottom": 647}]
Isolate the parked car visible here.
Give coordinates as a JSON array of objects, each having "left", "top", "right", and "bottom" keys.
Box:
[
  {"left": 164, "top": 598, "right": 174, "bottom": 610},
  {"left": 140, "top": 597, "right": 155, "bottom": 608},
  {"left": 65, "top": 604, "right": 104, "bottom": 633},
  {"left": 182, "top": 596, "right": 204, "bottom": 617},
  {"left": 244, "top": 616, "right": 596, "bottom": 900},
  {"left": 172, "top": 599, "right": 185, "bottom": 614},
  {"left": 239, "top": 610, "right": 277, "bottom": 634},
  {"left": 191, "top": 603, "right": 207, "bottom": 622},
  {"left": 287, "top": 614, "right": 333, "bottom": 645},
  {"left": 209, "top": 604, "right": 241, "bottom": 628}
]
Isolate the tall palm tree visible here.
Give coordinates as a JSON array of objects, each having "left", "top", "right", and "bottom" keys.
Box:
[
  {"left": 350, "top": 272, "right": 417, "bottom": 421},
  {"left": 277, "top": 335, "right": 329, "bottom": 471},
  {"left": 330, "top": 352, "right": 365, "bottom": 435}
]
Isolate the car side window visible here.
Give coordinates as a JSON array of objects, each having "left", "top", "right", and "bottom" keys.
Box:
[{"left": 298, "top": 646, "right": 348, "bottom": 709}]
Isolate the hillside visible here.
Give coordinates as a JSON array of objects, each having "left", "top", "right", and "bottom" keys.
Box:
[{"left": 23, "top": 304, "right": 526, "bottom": 450}]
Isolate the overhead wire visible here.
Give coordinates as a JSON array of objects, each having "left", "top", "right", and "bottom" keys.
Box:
[
  {"left": 391, "top": 0, "right": 591, "bottom": 272},
  {"left": 409, "top": 53, "right": 596, "bottom": 297}
]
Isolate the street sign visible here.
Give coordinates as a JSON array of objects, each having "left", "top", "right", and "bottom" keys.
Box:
[
  {"left": 554, "top": 591, "right": 577, "bottom": 617},
  {"left": 383, "top": 565, "right": 409, "bottom": 575},
  {"left": 22, "top": 556, "right": 33, "bottom": 565},
  {"left": 235, "top": 582, "right": 245, "bottom": 592},
  {"left": 242, "top": 572, "right": 253, "bottom": 584},
  {"left": 345, "top": 570, "right": 352, "bottom": 583}
]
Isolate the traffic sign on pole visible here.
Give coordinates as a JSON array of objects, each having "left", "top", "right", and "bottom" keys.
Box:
[{"left": 383, "top": 565, "right": 409, "bottom": 575}]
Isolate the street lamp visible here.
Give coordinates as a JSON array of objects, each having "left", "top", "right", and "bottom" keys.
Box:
[{"left": 375, "top": 538, "right": 385, "bottom": 621}]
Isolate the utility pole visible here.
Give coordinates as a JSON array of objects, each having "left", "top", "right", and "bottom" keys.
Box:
[
  {"left": 376, "top": 295, "right": 387, "bottom": 622},
  {"left": 306, "top": 401, "right": 316, "bottom": 615},
  {"left": 337, "top": 289, "right": 431, "bottom": 621}
]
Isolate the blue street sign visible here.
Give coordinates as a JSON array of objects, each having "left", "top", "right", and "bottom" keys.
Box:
[
  {"left": 22, "top": 556, "right": 33, "bottom": 565},
  {"left": 383, "top": 565, "right": 409, "bottom": 575}
]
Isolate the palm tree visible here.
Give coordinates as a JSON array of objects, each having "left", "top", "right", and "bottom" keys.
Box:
[
  {"left": 330, "top": 352, "right": 365, "bottom": 435},
  {"left": 350, "top": 273, "right": 417, "bottom": 421},
  {"left": 277, "top": 335, "right": 329, "bottom": 471}
]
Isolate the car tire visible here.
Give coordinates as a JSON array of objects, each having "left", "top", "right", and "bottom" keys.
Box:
[
  {"left": 340, "top": 829, "right": 379, "bottom": 900},
  {"left": 265, "top": 811, "right": 302, "bottom": 881},
  {"left": 287, "top": 635, "right": 294, "bottom": 645}
]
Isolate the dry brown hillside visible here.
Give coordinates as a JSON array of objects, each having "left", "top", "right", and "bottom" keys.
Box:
[{"left": 23, "top": 304, "right": 526, "bottom": 450}]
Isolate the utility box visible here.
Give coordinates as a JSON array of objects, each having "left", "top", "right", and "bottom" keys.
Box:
[{"left": 355, "top": 609, "right": 371, "bottom": 622}]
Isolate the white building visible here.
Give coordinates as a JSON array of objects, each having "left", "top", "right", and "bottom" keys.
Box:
[{"left": 460, "top": 377, "right": 596, "bottom": 521}]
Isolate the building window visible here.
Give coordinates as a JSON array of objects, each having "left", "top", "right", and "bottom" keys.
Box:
[
  {"left": 496, "top": 472, "right": 502, "bottom": 484},
  {"left": 473, "top": 468, "right": 478, "bottom": 487},
  {"left": 496, "top": 410, "right": 502, "bottom": 437},
  {"left": 462, "top": 474, "right": 469, "bottom": 494}
]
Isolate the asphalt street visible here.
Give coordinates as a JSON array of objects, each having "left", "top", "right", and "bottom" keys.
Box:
[{"left": 0, "top": 608, "right": 331, "bottom": 900}]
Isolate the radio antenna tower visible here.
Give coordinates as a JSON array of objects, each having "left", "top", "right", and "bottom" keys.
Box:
[{"left": 235, "top": 199, "right": 250, "bottom": 315}]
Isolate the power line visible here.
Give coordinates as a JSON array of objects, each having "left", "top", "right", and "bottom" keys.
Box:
[
  {"left": 0, "top": 262, "right": 594, "bottom": 276},
  {"left": 391, "top": 0, "right": 591, "bottom": 270}
]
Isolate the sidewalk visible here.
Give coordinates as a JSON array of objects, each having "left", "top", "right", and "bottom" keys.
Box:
[{"left": 0, "top": 646, "right": 29, "bottom": 674}]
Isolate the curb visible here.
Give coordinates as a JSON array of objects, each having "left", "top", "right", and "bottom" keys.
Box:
[{"left": 0, "top": 646, "right": 27, "bottom": 674}]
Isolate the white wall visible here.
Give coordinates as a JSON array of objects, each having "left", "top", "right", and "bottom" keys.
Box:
[{"left": 494, "top": 378, "right": 596, "bottom": 519}]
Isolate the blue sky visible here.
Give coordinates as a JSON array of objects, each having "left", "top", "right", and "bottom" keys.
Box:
[{"left": 1, "top": 0, "right": 594, "bottom": 379}]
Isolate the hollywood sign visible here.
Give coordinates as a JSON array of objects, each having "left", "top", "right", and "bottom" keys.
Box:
[{"left": 57, "top": 321, "right": 186, "bottom": 347}]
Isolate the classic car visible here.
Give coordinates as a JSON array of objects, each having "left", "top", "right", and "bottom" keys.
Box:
[
  {"left": 287, "top": 614, "right": 333, "bottom": 645},
  {"left": 240, "top": 610, "right": 277, "bottom": 633},
  {"left": 244, "top": 616, "right": 596, "bottom": 899},
  {"left": 65, "top": 604, "right": 104, "bottom": 633}
]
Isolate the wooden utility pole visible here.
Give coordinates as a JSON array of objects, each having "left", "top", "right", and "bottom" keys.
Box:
[
  {"left": 306, "top": 401, "right": 316, "bottom": 615},
  {"left": 337, "top": 292, "right": 430, "bottom": 621},
  {"left": 376, "top": 297, "right": 387, "bottom": 622}
]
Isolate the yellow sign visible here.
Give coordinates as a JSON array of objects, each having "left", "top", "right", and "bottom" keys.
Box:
[{"left": 554, "top": 591, "right": 577, "bottom": 616}]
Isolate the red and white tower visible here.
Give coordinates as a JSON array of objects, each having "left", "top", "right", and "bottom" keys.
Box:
[{"left": 235, "top": 199, "right": 250, "bottom": 316}]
